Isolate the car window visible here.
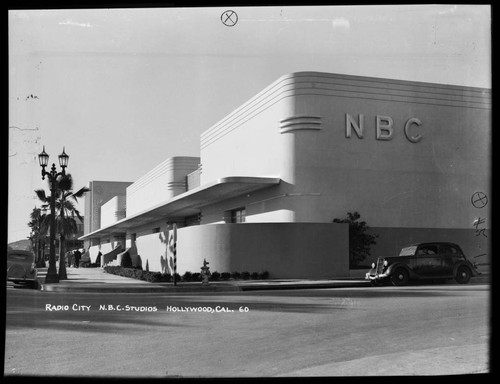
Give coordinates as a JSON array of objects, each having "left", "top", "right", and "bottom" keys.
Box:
[
  {"left": 8, "top": 253, "right": 33, "bottom": 262},
  {"left": 440, "top": 244, "right": 458, "bottom": 254},
  {"left": 399, "top": 246, "right": 417, "bottom": 256},
  {"left": 416, "top": 245, "right": 438, "bottom": 255}
]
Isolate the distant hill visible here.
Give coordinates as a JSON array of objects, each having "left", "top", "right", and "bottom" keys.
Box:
[{"left": 7, "top": 239, "right": 32, "bottom": 251}]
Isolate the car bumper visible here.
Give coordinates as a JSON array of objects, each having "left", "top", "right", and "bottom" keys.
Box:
[
  {"left": 7, "top": 270, "right": 37, "bottom": 283},
  {"left": 8, "top": 277, "right": 37, "bottom": 283},
  {"left": 365, "top": 272, "right": 389, "bottom": 281}
]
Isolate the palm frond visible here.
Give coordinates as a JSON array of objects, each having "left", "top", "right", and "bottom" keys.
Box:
[
  {"left": 57, "top": 173, "right": 74, "bottom": 192},
  {"left": 39, "top": 214, "right": 52, "bottom": 236},
  {"left": 29, "top": 207, "right": 42, "bottom": 220},
  {"left": 32, "top": 172, "right": 86, "bottom": 241},
  {"left": 73, "top": 208, "right": 84, "bottom": 222},
  {"left": 55, "top": 215, "right": 79, "bottom": 237},
  {"left": 34, "top": 189, "right": 49, "bottom": 203},
  {"left": 71, "top": 186, "right": 91, "bottom": 201}
]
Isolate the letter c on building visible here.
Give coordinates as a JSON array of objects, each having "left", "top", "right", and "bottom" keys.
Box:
[{"left": 404, "top": 118, "right": 422, "bottom": 143}]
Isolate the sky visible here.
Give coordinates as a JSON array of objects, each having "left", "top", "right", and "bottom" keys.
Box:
[{"left": 8, "top": 5, "right": 491, "bottom": 243}]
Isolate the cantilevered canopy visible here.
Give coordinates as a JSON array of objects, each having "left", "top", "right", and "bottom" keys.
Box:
[{"left": 79, "top": 176, "right": 281, "bottom": 240}]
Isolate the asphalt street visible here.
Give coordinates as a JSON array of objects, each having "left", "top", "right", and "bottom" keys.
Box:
[{"left": 4, "top": 282, "right": 490, "bottom": 378}]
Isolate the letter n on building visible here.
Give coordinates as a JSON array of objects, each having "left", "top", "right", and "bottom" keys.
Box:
[{"left": 346, "top": 113, "right": 364, "bottom": 139}]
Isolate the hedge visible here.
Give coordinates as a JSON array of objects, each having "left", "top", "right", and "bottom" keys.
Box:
[
  {"left": 103, "top": 266, "right": 171, "bottom": 282},
  {"left": 103, "top": 266, "right": 269, "bottom": 283}
]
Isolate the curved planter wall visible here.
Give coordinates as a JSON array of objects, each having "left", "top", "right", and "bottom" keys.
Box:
[{"left": 174, "top": 223, "right": 349, "bottom": 279}]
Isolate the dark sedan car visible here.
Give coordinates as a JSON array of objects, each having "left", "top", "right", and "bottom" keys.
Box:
[
  {"left": 7, "top": 249, "right": 38, "bottom": 287},
  {"left": 366, "top": 242, "right": 480, "bottom": 286}
]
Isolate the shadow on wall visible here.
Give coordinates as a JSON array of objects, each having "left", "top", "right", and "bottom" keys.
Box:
[
  {"left": 116, "top": 248, "right": 129, "bottom": 266},
  {"left": 159, "top": 230, "right": 176, "bottom": 275},
  {"left": 102, "top": 244, "right": 123, "bottom": 265},
  {"left": 160, "top": 255, "right": 173, "bottom": 275},
  {"left": 177, "top": 223, "right": 349, "bottom": 279},
  {"left": 168, "top": 256, "right": 175, "bottom": 275},
  {"left": 159, "top": 232, "right": 169, "bottom": 274},
  {"left": 128, "top": 243, "right": 142, "bottom": 269}
]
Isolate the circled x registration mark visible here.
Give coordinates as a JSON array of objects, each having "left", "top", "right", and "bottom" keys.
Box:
[{"left": 221, "top": 10, "right": 238, "bottom": 27}]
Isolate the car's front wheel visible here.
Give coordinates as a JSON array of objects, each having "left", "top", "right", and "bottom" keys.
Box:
[
  {"left": 391, "top": 268, "right": 409, "bottom": 286},
  {"left": 455, "top": 265, "right": 471, "bottom": 284}
]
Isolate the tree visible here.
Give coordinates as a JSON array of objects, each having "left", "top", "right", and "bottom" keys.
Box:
[
  {"left": 35, "top": 173, "right": 89, "bottom": 279},
  {"left": 333, "top": 211, "right": 378, "bottom": 268},
  {"left": 27, "top": 207, "right": 48, "bottom": 267},
  {"left": 120, "top": 251, "right": 133, "bottom": 268}
]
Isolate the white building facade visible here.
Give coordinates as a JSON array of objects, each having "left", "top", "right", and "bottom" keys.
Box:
[{"left": 80, "top": 72, "right": 491, "bottom": 278}]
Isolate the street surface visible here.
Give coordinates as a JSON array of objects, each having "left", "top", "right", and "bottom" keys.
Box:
[{"left": 5, "top": 283, "right": 490, "bottom": 378}]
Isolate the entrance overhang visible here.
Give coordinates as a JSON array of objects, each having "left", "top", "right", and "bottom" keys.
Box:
[{"left": 79, "top": 176, "right": 281, "bottom": 241}]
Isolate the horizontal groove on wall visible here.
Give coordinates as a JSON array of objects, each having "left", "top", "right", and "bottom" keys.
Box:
[
  {"left": 279, "top": 115, "right": 322, "bottom": 134},
  {"left": 128, "top": 157, "right": 200, "bottom": 195}
]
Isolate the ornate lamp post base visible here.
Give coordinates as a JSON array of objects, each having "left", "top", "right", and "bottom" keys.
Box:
[{"left": 45, "top": 267, "right": 60, "bottom": 284}]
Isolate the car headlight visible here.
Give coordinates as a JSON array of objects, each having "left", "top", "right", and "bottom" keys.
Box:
[
  {"left": 383, "top": 260, "right": 388, "bottom": 267},
  {"left": 371, "top": 262, "right": 376, "bottom": 269}
]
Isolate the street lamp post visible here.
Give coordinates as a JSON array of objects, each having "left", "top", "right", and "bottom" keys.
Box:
[{"left": 38, "top": 146, "right": 69, "bottom": 284}]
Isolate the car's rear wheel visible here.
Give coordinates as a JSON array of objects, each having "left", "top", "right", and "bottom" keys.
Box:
[
  {"left": 455, "top": 265, "right": 471, "bottom": 284},
  {"left": 391, "top": 268, "right": 409, "bottom": 286}
]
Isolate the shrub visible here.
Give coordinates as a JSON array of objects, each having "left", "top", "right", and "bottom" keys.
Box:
[
  {"left": 104, "top": 266, "right": 173, "bottom": 283},
  {"left": 173, "top": 273, "right": 181, "bottom": 282},
  {"left": 161, "top": 273, "right": 172, "bottom": 282},
  {"left": 231, "top": 271, "right": 241, "bottom": 280},
  {"left": 259, "top": 271, "right": 269, "bottom": 280},
  {"left": 120, "top": 252, "right": 133, "bottom": 268},
  {"left": 133, "top": 269, "right": 143, "bottom": 279},
  {"left": 103, "top": 267, "right": 278, "bottom": 283},
  {"left": 149, "top": 272, "right": 163, "bottom": 283},
  {"left": 182, "top": 271, "right": 192, "bottom": 282},
  {"left": 333, "top": 211, "right": 378, "bottom": 268}
]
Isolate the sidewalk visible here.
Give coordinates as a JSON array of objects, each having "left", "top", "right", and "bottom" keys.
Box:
[
  {"left": 36, "top": 266, "right": 490, "bottom": 293},
  {"left": 36, "top": 267, "right": 373, "bottom": 293}
]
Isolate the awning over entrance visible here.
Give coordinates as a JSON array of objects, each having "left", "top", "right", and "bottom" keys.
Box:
[{"left": 79, "top": 176, "right": 281, "bottom": 241}]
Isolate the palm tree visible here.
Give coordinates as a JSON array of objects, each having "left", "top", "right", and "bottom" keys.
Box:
[
  {"left": 27, "top": 207, "right": 48, "bottom": 267},
  {"left": 35, "top": 173, "right": 89, "bottom": 280}
]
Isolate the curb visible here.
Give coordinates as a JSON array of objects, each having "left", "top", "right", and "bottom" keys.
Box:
[
  {"left": 35, "top": 275, "right": 490, "bottom": 293},
  {"left": 238, "top": 281, "right": 371, "bottom": 291},
  {"left": 37, "top": 280, "right": 372, "bottom": 293},
  {"left": 38, "top": 282, "right": 242, "bottom": 293}
]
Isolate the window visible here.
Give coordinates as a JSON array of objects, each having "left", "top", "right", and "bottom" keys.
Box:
[
  {"left": 440, "top": 244, "right": 458, "bottom": 254},
  {"left": 399, "top": 246, "right": 417, "bottom": 256},
  {"left": 230, "top": 207, "right": 246, "bottom": 223},
  {"left": 185, "top": 214, "right": 201, "bottom": 227},
  {"left": 417, "top": 245, "right": 438, "bottom": 255}
]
